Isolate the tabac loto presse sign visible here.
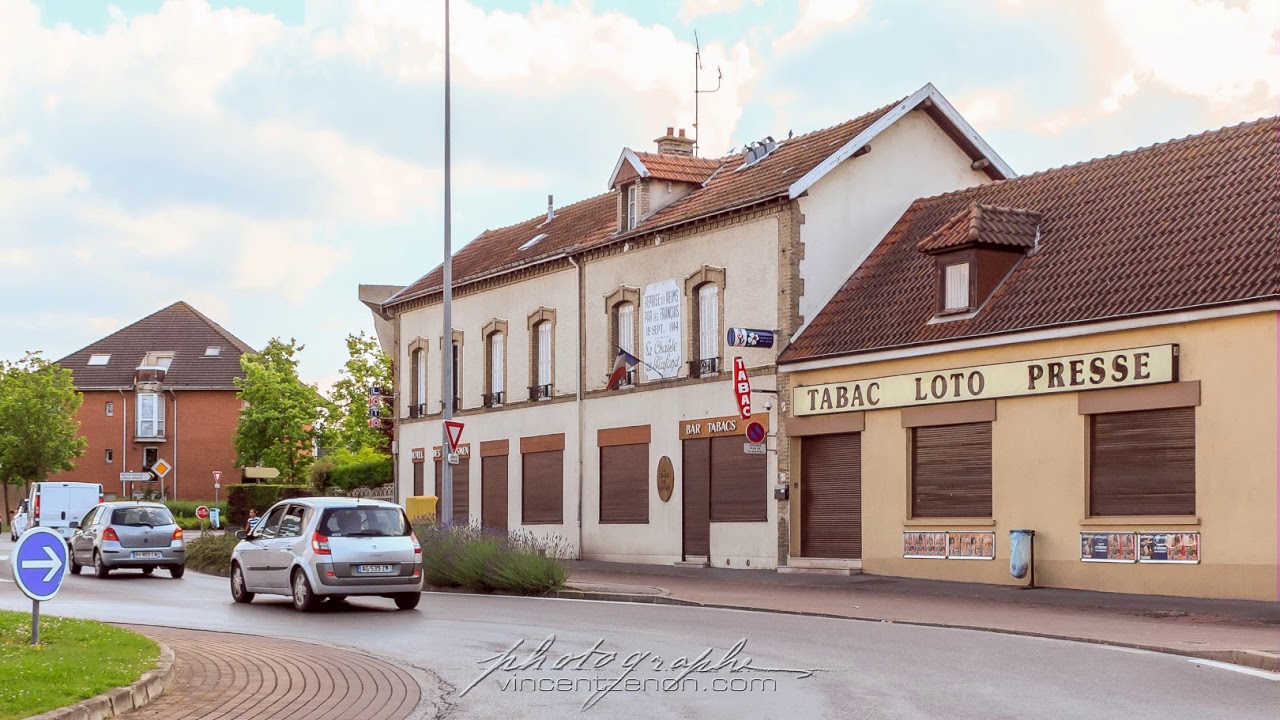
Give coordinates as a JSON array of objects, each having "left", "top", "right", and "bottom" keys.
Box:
[{"left": 792, "top": 345, "right": 1178, "bottom": 416}]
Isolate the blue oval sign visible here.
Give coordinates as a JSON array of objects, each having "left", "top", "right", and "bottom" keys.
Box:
[{"left": 12, "top": 527, "right": 69, "bottom": 602}]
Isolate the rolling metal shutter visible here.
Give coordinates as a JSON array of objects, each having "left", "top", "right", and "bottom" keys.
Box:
[
  {"left": 1090, "top": 407, "right": 1195, "bottom": 516},
  {"left": 800, "top": 433, "right": 861, "bottom": 559},
  {"left": 522, "top": 450, "right": 564, "bottom": 524},
  {"left": 709, "top": 436, "right": 767, "bottom": 521},
  {"left": 912, "top": 423, "right": 992, "bottom": 518},
  {"left": 434, "top": 459, "right": 470, "bottom": 525},
  {"left": 682, "top": 439, "right": 710, "bottom": 556},
  {"left": 599, "top": 444, "right": 648, "bottom": 523},
  {"left": 481, "top": 455, "right": 508, "bottom": 530},
  {"left": 412, "top": 462, "right": 424, "bottom": 497}
]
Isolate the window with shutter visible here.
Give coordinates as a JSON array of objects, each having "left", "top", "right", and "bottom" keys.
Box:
[
  {"left": 537, "top": 321, "right": 552, "bottom": 387},
  {"left": 414, "top": 349, "right": 426, "bottom": 412},
  {"left": 522, "top": 450, "right": 564, "bottom": 524},
  {"left": 626, "top": 185, "right": 638, "bottom": 230},
  {"left": 599, "top": 444, "right": 649, "bottom": 524},
  {"left": 1090, "top": 407, "right": 1195, "bottom": 516},
  {"left": 489, "top": 333, "right": 504, "bottom": 398},
  {"left": 697, "top": 284, "right": 719, "bottom": 361},
  {"left": 911, "top": 422, "right": 992, "bottom": 518},
  {"left": 451, "top": 343, "right": 461, "bottom": 406},
  {"left": 616, "top": 303, "right": 635, "bottom": 355},
  {"left": 709, "top": 436, "right": 766, "bottom": 521},
  {"left": 944, "top": 263, "right": 970, "bottom": 311},
  {"left": 434, "top": 458, "right": 470, "bottom": 525},
  {"left": 481, "top": 455, "right": 508, "bottom": 530}
]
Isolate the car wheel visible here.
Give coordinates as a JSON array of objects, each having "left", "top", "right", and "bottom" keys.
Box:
[
  {"left": 394, "top": 592, "right": 421, "bottom": 611},
  {"left": 93, "top": 551, "right": 110, "bottom": 579},
  {"left": 230, "top": 563, "right": 254, "bottom": 604},
  {"left": 291, "top": 569, "right": 320, "bottom": 612},
  {"left": 141, "top": 567, "right": 154, "bottom": 575},
  {"left": 169, "top": 565, "right": 185, "bottom": 579},
  {"left": 69, "top": 552, "right": 82, "bottom": 575}
]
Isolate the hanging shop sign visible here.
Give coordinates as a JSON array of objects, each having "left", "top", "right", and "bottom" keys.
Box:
[
  {"left": 1080, "top": 532, "right": 1138, "bottom": 563},
  {"left": 733, "top": 357, "right": 752, "bottom": 419},
  {"left": 793, "top": 345, "right": 1178, "bottom": 417},
  {"left": 726, "top": 328, "right": 775, "bottom": 349},
  {"left": 433, "top": 444, "right": 471, "bottom": 459},
  {"left": 1138, "top": 532, "right": 1200, "bottom": 564},
  {"left": 642, "top": 279, "right": 683, "bottom": 379},
  {"left": 656, "top": 456, "right": 675, "bottom": 503}
]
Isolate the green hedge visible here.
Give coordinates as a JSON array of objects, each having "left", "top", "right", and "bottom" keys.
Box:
[
  {"left": 226, "top": 484, "right": 313, "bottom": 527},
  {"left": 185, "top": 534, "right": 239, "bottom": 577},
  {"left": 415, "top": 524, "right": 570, "bottom": 594},
  {"left": 327, "top": 458, "right": 393, "bottom": 492}
]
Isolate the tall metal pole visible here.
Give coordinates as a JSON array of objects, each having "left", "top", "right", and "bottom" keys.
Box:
[{"left": 439, "top": 0, "right": 455, "bottom": 526}]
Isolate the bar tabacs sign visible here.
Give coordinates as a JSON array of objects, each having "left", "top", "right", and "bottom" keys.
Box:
[{"left": 793, "top": 345, "right": 1177, "bottom": 416}]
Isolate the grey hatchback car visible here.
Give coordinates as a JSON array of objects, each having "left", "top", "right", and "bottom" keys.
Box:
[
  {"left": 69, "top": 502, "right": 186, "bottom": 578},
  {"left": 230, "top": 498, "right": 423, "bottom": 612}
]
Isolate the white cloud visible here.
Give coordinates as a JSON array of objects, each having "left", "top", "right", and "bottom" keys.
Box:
[
  {"left": 953, "top": 88, "right": 1019, "bottom": 130},
  {"left": 679, "top": 0, "right": 745, "bottom": 24},
  {"left": 774, "top": 0, "right": 866, "bottom": 53},
  {"left": 236, "top": 224, "right": 352, "bottom": 303}
]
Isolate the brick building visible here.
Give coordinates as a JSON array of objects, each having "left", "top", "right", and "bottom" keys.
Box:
[{"left": 50, "top": 302, "right": 255, "bottom": 501}]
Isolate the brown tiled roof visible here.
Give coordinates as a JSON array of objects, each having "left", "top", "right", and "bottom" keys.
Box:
[
  {"left": 56, "top": 302, "right": 257, "bottom": 390},
  {"left": 917, "top": 204, "right": 1042, "bottom": 254},
  {"left": 781, "top": 117, "right": 1280, "bottom": 362},
  {"left": 632, "top": 152, "right": 722, "bottom": 184}
]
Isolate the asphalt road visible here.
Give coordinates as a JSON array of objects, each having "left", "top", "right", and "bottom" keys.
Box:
[{"left": 2, "top": 536, "right": 1276, "bottom": 720}]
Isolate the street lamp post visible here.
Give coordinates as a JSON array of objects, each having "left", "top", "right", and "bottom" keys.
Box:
[{"left": 439, "top": 0, "right": 455, "bottom": 526}]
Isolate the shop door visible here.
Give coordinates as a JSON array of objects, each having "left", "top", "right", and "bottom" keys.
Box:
[
  {"left": 682, "top": 439, "right": 710, "bottom": 558},
  {"left": 412, "top": 462, "right": 424, "bottom": 496},
  {"left": 800, "top": 433, "right": 862, "bottom": 559},
  {"left": 481, "top": 455, "right": 509, "bottom": 531}
]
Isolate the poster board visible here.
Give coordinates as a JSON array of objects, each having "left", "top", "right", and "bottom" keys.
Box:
[
  {"left": 1080, "top": 532, "right": 1138, "bottom": 563},
  {"left": 1138, "top": 532, "right": 1200, "bottom": 564},
  {"left": 903, "top": 531, "right": 948, "bottom": 559},
  {"left": 947, "top": 532, "right": 996, "bottom": 560}
]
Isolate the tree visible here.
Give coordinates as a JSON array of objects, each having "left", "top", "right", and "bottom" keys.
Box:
[
  {"left": 0, "top": 352, "right": 87, "bottom": 519},
  {"left": 233, "top": 338, "right": 331, "bottom": 484},
  {"left": 329, "top": 332, "right": 393, "bottom": 454}
]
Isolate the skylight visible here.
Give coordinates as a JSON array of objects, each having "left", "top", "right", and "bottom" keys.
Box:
[
  {"left": 87, "top": 354, "right": 111, "bottom": 366},
  {"left": 205, "top": 346, "right": 221, "bottom": 357},
  {"left": 157, "top": 356, "right": 174, "bottom": 370},
  {"left": 519, "top": 233, "right": 548, "bottom": 251}
]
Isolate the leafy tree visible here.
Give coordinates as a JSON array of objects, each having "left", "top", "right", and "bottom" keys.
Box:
[
  {"left": 233, "top": 338, "right": 331, "bottom": 484},
  {"left": 329, "top": 332, "right": 393, "bottom": 454},
  {"left": 0, "top": 352, "right": 87, "bottom": 519}
]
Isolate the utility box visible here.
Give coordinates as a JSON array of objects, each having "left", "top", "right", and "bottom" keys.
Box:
[{"left": 406, "top": 495, "right": 438, "bottom": 525}]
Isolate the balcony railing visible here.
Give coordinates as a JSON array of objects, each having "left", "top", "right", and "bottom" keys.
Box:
[
  {"left": 688, "top": 357, "right": 720, "bottom": 379},
  {"left": 482, "top": 391, "right": 504, "bottom": 408},
  {"left": 529, "top": 384, "right": 552, "bottom": 401},
  {"left": 408, "top": 403, "right": 426, "bottom": 419}
]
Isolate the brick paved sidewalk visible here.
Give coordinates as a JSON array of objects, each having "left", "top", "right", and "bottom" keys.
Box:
[
  {"left": 117, "top": 626, "right": 421, "bottom": 720},
  {"left": 567, "top": 561, "right": 1280, "bottom": 671}
]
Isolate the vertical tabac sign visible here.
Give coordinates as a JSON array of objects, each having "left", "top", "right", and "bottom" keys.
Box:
[{"left": 733, "top": 356, "right": 751, "bottom": 420}]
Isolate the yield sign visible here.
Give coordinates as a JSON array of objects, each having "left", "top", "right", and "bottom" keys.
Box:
[
  {"left": 12, "top": 527, "right": 69, "bottom": 601},
  {"left": 444, "top": 420, "right": 465, "bottom": 453}
]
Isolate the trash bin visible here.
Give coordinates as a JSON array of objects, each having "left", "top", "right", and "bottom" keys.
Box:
[
  {"left": 209, "top": 508, "right": 221, "bottom": 530},
  {"left": 1010, "top": 529, "right": 1035, "bottom": 583}
]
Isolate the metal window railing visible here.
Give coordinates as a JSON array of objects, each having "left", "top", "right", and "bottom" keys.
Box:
[
  {"left": 528, "top": 384, "right": 552, "bottom": 401},
  {"left": 688, "top": 357, "right": 720, "bottom": 378},
  {"left": 482, "top": 391, "right": 504, "bottom": 408}
]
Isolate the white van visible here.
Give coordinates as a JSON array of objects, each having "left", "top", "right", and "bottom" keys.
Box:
[{"left": 29, "top": 482, "right": 103, "bottom": 541}]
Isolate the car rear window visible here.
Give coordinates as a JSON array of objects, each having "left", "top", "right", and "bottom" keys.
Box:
[
  {"left": 317, "top": 507, "right": 410, "bottom": 537},
  {"left": 110, "top": 507, "right": 175, "bottom": 527}
]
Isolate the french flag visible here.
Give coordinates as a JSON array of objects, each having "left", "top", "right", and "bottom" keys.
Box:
[{"left": 606, "top": 349, "right": 639, "bottom": 390}]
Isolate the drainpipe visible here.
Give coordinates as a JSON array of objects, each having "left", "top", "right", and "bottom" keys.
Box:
[
  {"left": 168, "top": 390, "right": 178, "bottom": 500},
  {"left": 118, "top": 389, "right": 128, "bottom": 498},
  {"left": 567, "top": 254, "right": 585, "bottom": 560}
]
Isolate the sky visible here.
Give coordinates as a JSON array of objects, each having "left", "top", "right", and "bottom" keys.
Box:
[{"left": 0, "top": 0, "right": 1276, "bottom": 389}]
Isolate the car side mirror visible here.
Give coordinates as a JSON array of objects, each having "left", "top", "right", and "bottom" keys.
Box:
[
  {"left": 69, "top": 521, "right": 79, "bottom": 529},
  {"left": 235, "top": 530, "right": 248, "bottom": 540}
]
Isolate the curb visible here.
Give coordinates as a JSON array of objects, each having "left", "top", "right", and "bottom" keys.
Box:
[
  {"left": 26, "top": 642, "right": 176, "bottom": 720},
  {"left": 468, "top": 587, "right": 1280, "bottom": 674}
]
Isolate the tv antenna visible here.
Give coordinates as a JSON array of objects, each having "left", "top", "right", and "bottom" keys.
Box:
[{"left": 693, "top": 30, "right": 722, "bottom": 157}]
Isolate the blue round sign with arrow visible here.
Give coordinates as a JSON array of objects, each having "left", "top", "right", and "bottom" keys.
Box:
[{"left": 12, "top": 527, "right": 70, "bottom": 602}]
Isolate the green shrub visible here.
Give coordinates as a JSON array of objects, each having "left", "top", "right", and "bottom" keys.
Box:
[
  {"left": 164, "top": 500, "right": 228, "bottom": 518},
  {"left": 185, "top": 534, "right": 240, "bottom": 577},
  {"left": 327, "top": 458, "right": 392, "bottom": 492},
  {"left": 414, "top": 524, "right": 569, "bottom": 594},
  {"left": 226, "top": 484, "right": 313, "bottom": 526}
]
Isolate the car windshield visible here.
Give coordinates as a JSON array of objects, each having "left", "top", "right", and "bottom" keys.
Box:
[
  {"left": 111, "top": 507, "right": 175, "bottom": 527},
  {"left": 318, "top": 507, "right": 410, "bottom": 537}
]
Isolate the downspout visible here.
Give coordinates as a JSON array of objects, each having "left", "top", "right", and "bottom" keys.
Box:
[
  {"left": 118, "top": 389, "right": 128, "bottom": 498},
  {"left": 168, "top": 390, "right": 178, "bottom": 500},
  {"left": 567, "top": 255, "right": 585, "bottom": 560}
]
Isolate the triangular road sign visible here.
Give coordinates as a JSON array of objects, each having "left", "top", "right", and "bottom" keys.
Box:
[{"left": 444, "top": 421, "right": 464, "bottom": 452}]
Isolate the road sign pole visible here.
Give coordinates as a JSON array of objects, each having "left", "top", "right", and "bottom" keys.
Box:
[
  {"left": 31, "top": 599, "right": 39, "bottom": 646},
  {"left": 440, "top": 0, "right": 455, "bottom": 527}
]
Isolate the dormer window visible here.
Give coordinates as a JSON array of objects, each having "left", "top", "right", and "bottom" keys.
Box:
[{"left": 943, "top": 263, "right": 971, "bottom": 311}]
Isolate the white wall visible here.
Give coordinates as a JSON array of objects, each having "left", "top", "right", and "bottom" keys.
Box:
[{"left": 797, "top": 109, "right": 994, "bottom": 325}]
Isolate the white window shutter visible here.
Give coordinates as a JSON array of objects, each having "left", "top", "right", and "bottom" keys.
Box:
[
  {"left": 617, "top": 303, "right": 635, "bottom": 355},
  {"left": 698, "top": 285, "right": 719, "bottom": 361},
  {"left": 537, "top": 322, "right": 552, "bottom": 386},
  {"left": 415, "top": 349, "right": 426, "bottom": 407},
  {"left": 945, "top": 263, "right": 971, "bottom": 311},
  {"left": 491, "top": 334, "right": 504, "bottom": 394}
]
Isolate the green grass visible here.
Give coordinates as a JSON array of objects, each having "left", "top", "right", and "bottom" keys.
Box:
[
  {"left": 0, "top": 610, "right": 158, "bottom": 720},
  {"left": 185, "top": 533, "right": 240, "bottom": 577}
]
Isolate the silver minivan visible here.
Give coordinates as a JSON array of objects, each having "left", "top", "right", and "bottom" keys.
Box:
[
  {"left": 69, "top": 501, "right": 186, "bottom": 578},
  {"left": 230, "top": 498, "right": 423, "bottom": 612}
]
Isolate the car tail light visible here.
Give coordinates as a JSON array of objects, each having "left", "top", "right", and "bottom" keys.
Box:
[
  {"left": 311, "top": 531, "right": 331, "bottom": 555},
  {"left": 171, "top": 528, "right": 183, "bottom": 541},
  {"left": 98, "top": 495, "right": 104, "bottom": 504},
  {"left": 33, "top": 496, "right": 39, "bottom": 518},
  {"left": 411, "top": 534, "right": 422, "bottom": 555},
  {"left": 103, "top": 527, "right": 119, "bottom": 542}
]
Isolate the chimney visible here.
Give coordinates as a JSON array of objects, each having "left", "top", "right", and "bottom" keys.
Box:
[
  {"left": 655, "top": 127, "right": 696, "bottom": 156},
  {"left": 547, "top": 194, "right": 554, "bottom": 223}
]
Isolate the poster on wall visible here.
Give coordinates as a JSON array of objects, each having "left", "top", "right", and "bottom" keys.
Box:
[
  {"left": 947, "top": 532, "right": 996, "bottom": 560},
  {"left": 1080, "top": 532, "right": 1138, "bottom": 563},
  {"left": 642, "top": 279, "right": 683, "bottom": 380},
  {"left": 903, "top": 531, "right": 948, "bottom": 559},
  {"left": 1138, "top": 532, "right": 1200, "bottom": 564}
]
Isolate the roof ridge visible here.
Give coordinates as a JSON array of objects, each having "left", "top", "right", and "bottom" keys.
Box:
[
  {"left": 55, "top": 302, "right": 182, "bottom": 364},
  {"left": 180, "top": 302, "right": 258, "bottom": 355},
  {"left": 920, "top": 114, "right": 1278, "bottom": 205},
  {"left": 472, "top": 189, "right": 617, "bottom": 240}
]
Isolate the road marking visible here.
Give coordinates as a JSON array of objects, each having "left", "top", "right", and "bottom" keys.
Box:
[{"left": 1186, "top": 657, "right": 1280, "bottom": 681}]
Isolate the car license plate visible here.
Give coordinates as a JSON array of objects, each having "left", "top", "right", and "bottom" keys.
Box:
[
  {"left": 132, "top": 551, "right": 162, "bottom": 559},
  {"left": 356, "top": 564, "right": 393, "bottom": 574}
]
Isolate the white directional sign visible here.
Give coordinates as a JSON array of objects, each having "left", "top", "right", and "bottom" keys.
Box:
[{"left": 120, "top": 472, "right": 152, "bottom": 482}]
